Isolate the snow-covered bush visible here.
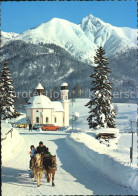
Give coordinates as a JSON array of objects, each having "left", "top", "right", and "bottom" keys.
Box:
[{"left": 73, "top": 112, "right": 80, "bottom": 120}]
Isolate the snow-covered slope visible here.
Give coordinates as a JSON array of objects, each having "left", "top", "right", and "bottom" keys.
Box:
[
  {"left": 80, "top": 15, "right": 136, "bottom": 60},
  {"left": 66, "top": 132, "right": 138, "bottom": 192},
  {"left": 2, "top": 14, "right": 136, "bottom": 63},
  {"left": 1, "top": 31, "right": 19, "bottom": 45},
  {"left": 14, "top": 17, "right": 97, "bottom": 63}
]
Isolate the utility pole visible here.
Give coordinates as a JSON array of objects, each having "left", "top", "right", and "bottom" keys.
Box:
[
  {"left": 130, "top": 120, "right": 135, "bottom": 166},
  {"left": 72, "top": 114, "right": 74, "bottom": 131}
]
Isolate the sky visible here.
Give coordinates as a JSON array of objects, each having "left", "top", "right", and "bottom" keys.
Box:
[{"left": 1, "top": 1, "right": 137, "bottom": 34}]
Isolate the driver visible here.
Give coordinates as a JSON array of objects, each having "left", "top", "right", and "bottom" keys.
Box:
[{"left": 35, "top": 141, "right": 48, "bottom": 155}]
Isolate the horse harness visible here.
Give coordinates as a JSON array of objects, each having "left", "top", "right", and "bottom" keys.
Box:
[{"left": 32, "top": 154, "right": 57, "bottom": 171}]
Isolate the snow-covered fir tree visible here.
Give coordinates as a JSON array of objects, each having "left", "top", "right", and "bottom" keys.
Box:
[
  {"left": 85, "top": 47, "right": 116, "bottom": 129},
  {"left": 0, "top": 60, "right": 19, "bottom": 120}
]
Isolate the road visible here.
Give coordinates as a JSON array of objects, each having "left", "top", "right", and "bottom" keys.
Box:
[{"left": 2, "top": 129, "right": 137, "bottom": 195}]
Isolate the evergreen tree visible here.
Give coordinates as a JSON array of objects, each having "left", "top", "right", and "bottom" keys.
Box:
[
  {"left": 0, "top": 60, "right": 19, "bottom": 120},
  {"left": 85, "top": 47, "right": 116, "bottom": 129}
]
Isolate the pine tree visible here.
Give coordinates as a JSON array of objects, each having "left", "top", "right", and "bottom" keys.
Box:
[
  {"left": 85, "top": 47, "right": 116, "bottom": 129},
  {"left": 0, "top": 60, "right": 19, "bottom": 120}
]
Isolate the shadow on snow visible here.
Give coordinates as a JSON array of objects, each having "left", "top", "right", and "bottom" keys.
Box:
[{"left": 2, "top": 166, "right": 34, "bottom": 187}]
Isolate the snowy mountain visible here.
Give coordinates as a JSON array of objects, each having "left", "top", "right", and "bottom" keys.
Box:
[
  {"left": 2, "top": 14, "right": 136, "bottom": 63},
  {"left": 0, "top": 40, "right": 137, "bottom": 107},
  {"left": 0, "top": 40, "right": 92, "bottom": 94},
  {"left": 0, "top": 15, "right": 137, "bottom": 104}
]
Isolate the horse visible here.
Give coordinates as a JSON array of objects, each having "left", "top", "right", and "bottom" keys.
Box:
[
  {"left": 32, "top": 153, "right": 44, "bottom": 187},
  {"left": 43, "top": 155, "right": 57, "bottom": 187}
]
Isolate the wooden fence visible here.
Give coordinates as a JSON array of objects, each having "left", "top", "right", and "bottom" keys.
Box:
[{"left": 2, "top": 128, "right": 13, "bottom": 141}]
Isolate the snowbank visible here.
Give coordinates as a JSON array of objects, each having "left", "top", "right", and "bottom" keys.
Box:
[
  {"left": 2, "top": 126, "right": 25, "bottom": 164},
  {"left": 1, "top": 122, "right": 12, "bottom": 139},
  {"left": 66, "top": 132, "right": 138, "bottom": 192},
  {"left": 7, "top": 113, "right": 26, "bottom": 124}
]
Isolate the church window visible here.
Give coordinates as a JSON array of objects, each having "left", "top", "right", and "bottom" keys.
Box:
[{"left": 46, "top": 117, "right": 49, "bottom": 123}]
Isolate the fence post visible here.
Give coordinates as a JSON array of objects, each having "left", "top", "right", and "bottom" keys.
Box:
[
  {"left": 131, "top": 131, "right": 133, "bottom": 164},
  {"left": 11, "top": 128, "right": 13, "bottom": 138}
]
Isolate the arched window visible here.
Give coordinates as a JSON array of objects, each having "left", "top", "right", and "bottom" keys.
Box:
[
  {"left": 55, "top": 117, "right": 57, "bottom": 123},
  {"left": 46, "top": 117, "right": 49, "bottom": 123},
  {"left": 36, "top": 117, "right": 39, "bottom": 123}
]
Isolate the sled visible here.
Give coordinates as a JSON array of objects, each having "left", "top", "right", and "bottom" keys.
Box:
[{"left": 97, "top": 133, "right": 116, "bottom": 139}]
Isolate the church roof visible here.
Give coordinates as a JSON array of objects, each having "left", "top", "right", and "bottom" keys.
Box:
[
  {"left": 52, "top": 102, "right": 64, "bottom": 112},
  {"left": 36, "top": 82, "right": 44, "bottom": 90},
  {"left": 61, "top": 82, "right": 68, "bottom": 87},
  {"left": 26, "top": 95, "right": 52, "bottom": 109},
  {"left": 26, "top": 95, "right": 64, "bottom": 112}
]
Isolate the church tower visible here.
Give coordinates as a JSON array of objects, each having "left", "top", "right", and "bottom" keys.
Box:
[
  {"left": 36, "top": 82, "right": 44, "bottom": 95},
  {"left": 60, "top": 83, "right": 70, "bottom": 126}
]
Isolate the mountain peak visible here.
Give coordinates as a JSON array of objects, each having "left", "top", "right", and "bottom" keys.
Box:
[
  {"left": 47, "top": 17, "right": 71, "bottom": 24},
  {"left": 2, "top": 15, "right": 136, "bottom": 63},
  {"left": 81, "top": 14, "right": 105, "bottom": 29},
  {"left": 86, "top": 14, "right": 96, "bottom": 20}
]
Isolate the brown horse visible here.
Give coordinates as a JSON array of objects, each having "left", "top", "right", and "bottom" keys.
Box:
[
  {"left": 31, "top": 154, "right": 44, "bottom": 187},
  {"left": 44, "top": 155, "right": 57, "bottom": 187}
]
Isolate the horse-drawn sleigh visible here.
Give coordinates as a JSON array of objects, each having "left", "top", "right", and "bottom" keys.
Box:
[{"left": 30, "top": 153, "right": 57, "bottom": 187}]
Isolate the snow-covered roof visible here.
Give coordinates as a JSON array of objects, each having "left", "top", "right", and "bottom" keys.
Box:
[
  {"left": 36, "top": 82, "right": 44, "bottom": 90},
  {"left": 61, "top": 82, "right": 68, "bottom": 87},
  {"left": 52, "top": 102, "right": 64, "bottom": 112},
  {"left": 26, "top": 95, "right": 64, "bottom": 112},
  {"left": 26, "top": 95, "right": 53, "bottom": 109}
]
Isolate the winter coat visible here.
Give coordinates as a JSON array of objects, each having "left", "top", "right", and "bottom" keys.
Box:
[
  {"left": 29, "top": 124, "right": 32, "bottom": 130},
  {"left": 46, "top": 152, "right": 52, "bottom": 157},
  {"left": 35, "top": 145, "right": 48, "bottom": 154},
  {"left": 30, "top": 148, "right": 35, "bottom": 158}
]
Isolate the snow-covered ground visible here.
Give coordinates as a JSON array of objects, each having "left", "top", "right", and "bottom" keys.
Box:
[
  {"left": 7, "top": 113, "right": 27, "bottom": 124},
  {"left": 2, "top": 128, "right": 25, "bottom": 164},
  {"left": 69, "top": 99, "right": 137, "bottom": 132},
  {"left": 2, "top": 129, "right": 137, "bottom": 195},
  {"left": 2, "top": 99, "right": 138, "bottom": 195},
  {"left": 1, "top": 122, "right": 12, "bottom": 140},
  {"left": 66, "top": 132, "right": 138, "bottom": 192}
]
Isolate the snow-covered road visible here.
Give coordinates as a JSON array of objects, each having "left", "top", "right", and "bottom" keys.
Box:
[{"left": 2, "top": 129, "right": 137, "bottom": 195}]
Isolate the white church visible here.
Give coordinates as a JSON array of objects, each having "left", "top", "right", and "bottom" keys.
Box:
[{"left": 26, "top": 82, "right": 70, "bottom": 127}]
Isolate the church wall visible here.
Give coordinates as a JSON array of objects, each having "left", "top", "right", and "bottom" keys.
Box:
[
  {"left": 62, "top": 100, "right": 70, "bottom": 126},
  {"left": 32, "top": 108, "right": 43, "bottom": 124},
  {"left": 53, "top": 111, "right": 64, "bottom": 126},
  {"left": 42, "top": 108, "right": 53, "bottom": 124},
  {"left": 27, "top": 108, "right": 64, "bottom": 126}
]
